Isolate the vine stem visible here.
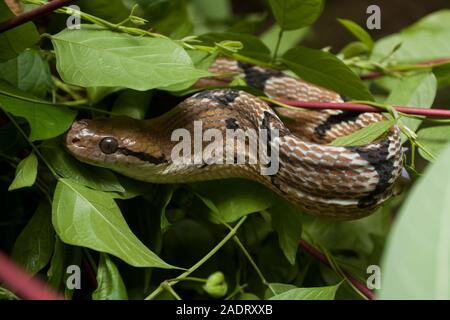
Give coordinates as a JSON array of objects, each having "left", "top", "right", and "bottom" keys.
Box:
[
  {"left": 0, "top": 250, "right": 64, "bottom": 300},
  {"left": 271, "top": 29, "right": 284, "bottom": 63},
  {"left": 0, "top": 0, "right": 79, "bottom": 32},
  {"left": 299, "top": 240, "right": 375, "bottom": 300},
  {"left": 144, "top": 216, "right": 248, "bottom": 300},
  {"left": 274, "top": 99, "right": 450, "bottom": 118},
  {"left": 220, "top": 220, "right": 276, "bottom": 295}
]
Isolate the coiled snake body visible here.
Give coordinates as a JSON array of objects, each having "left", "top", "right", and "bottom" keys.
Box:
[{"left": 66, "top": 58, "right": 403, "bottom": 219}]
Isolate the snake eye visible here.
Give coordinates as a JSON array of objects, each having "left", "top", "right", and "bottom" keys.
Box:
[{"left": 99, "top": 137, "right": 119, "bottom": 154}]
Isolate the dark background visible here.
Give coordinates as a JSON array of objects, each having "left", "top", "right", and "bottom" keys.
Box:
[{"left": 232, "top": 0, "right": 449, "bottom": 50}]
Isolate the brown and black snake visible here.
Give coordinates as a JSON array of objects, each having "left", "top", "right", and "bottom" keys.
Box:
[{"left": 65, "top": 58, "right": 403, "bottom": 219}]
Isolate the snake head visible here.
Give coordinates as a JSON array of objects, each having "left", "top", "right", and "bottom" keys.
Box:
[{"left": 65, "top": 117, "right": 167, "bottom": 170}]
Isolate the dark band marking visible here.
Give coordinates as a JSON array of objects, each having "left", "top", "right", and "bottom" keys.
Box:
[
  {"left": 350, "top": 139, "right": 394, "bottom": 208},
  {"left": 120, "top": 148, "right": 166, "bottom": 164},
  {"left": 194, "top": 89, "right": 240, "bottom": 106},
  {"left": 225, "top": 118, "right": 239, "bottom": 130},
  {"left": 237, "top": 62, "right": 282, "bottom": 91},
  {"left": 314, "top": 110, "right": 361, "bottom": 139}
]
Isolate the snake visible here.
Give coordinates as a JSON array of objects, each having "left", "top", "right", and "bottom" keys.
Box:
[{"left": 65, "top": 58, "right": 404, "bottom": 220}]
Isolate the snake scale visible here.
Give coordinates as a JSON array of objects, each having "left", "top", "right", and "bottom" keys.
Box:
[{"left": 65, "top": 58, "right": 404, "bottom": 219}]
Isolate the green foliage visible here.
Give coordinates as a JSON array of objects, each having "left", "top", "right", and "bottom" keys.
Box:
[
  {"left": 52, "top": 178, "right": 175, "bottom": 268},
  {"left": 372, "top": 10, "right": 450, "bottom": 63},
  {"left": 330, "top": 119, "right": 396, "bottom": 147},
  {"left": 380, "top": 142, "right": 450, "bottom": 299},
  {"left": 0, "top": 49, "right": 54, "bottom": 98},
  {"left": 268, "top": 0, "right": 324, "bottom": 31},
  {"left": 417, "top": 126, "right": 450, "bottom": 161},
  {"left": 269, "top": 284, "right": 339, "bottom": 300},
  {"left": 51, "top": 26, "right": 210, "bottom": 90},
  {"left": 269, "top": 202, "right": 303, "bottom": 265},
  {"left": 282, "top": 47, "right": 374, "bottom": 101},
  {"left": 385, "top": 72, "right": 437, "bottom": 142},
  {"left": 192, "top": 179, "right": 277, "bottom": 223},
  {"left": 338, "top": 18, "right": 374, "bottom": 51},
  {"left": 1, "top": 0, "right": 449, "bottom": 301},
  {"left": 8, "top": 152, "right": 38, "bottom": 191},
  {"left": 93, "top": 253, "right": 128, "bottom": 300},
  {"left": 203, "top": 271, "right": 228, "bottom": 298},
  {"left": 0, "top": 1, "right": 40, "bottom": 62},
  {"left": 11, "top": 202, "right": 54, "bottom": 274}
]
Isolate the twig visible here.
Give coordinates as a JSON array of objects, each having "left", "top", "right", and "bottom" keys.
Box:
[
  {"left": 0, "top": 0, "right": 79, "bottom": 33},
  {"left": 0, "top": 250, "right": 64, "bottom": 300},
  {"left": 299, "top": 240, "right": 375, "bottom": 300},
  {"left": 145, "top": 216, "right": 248, "bottom": 300},
  {"left": 276, "top": 100, "right": 450, "bottom": 118}
]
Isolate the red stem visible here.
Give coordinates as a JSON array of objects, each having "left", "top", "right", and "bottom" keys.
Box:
[
  {"left": 278, "top": 100, "right": 450, "bottom": 118},
  {"left": 0, "top": 250, "right": 64, "bottom": 300},
  {"left": 299, "top": 240, "right": 375, "bottom": 300},
  {"left": 0, "top": 0, "right": 79, "bottom": 33}
]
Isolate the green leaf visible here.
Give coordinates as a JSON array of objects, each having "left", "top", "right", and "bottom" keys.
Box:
[
  {"left": 46, "top": 237, "right": 82, "bottom": 298},
  {"left": 77, "top": 0, "right": 129, "bottom": 23},
  {"left": 385, "top": 72, "right": 437, "bottom": 141},
  {"left": 8, "top": 152, "right": 38, "bottom": 191},
  {"left": 52, "top": 178, "right": 176, "bottom": 268},
  {"left": 92, "top": 253, "right": 128, "bottom": 300},
  {"left": 198, "top": 32, "right": 271, "bottom": 62},
  {"left": 269, "top": 202, "right": 302, "bottom": 265},
  {"left": 269, "top": 0, "right": 324, "bottom": 31},
  {"left": 261, "top": 25, "right": 309, "bottom": 56},
  {"left": 191, "top": 179, "right": 277, "bottom": 223},
  {"left": 40, "top": 140, "right": 125, "bottom": 193},
  {"left": 301, "top": 208, "right": 390, "bottom": 257},
  {"left": 0, "top": 82, "right": 77, "bottom": 141},
  {"left": 0, "top": 49, "right": 54, "bottom": 98},
  {"left": 237, "top": 292, "right": 260, "bottom": 300},
  {"left": 372, "top": 10, "right": 450, "bottom": 63},
  {"left": 433, "top": 63, "right": 450, "bottom": 88},
  {"left": 417, "top": 125, "right": 450, "bottom": 161},
  {"left": 87, "top": 86, "right": 123, "bottom": 104},
  {"left": 340, "top": 41, "right": 370, "bottom": 59},
  {"left": 11, "top": 202, "right": 54, "bottom": 274},
  {"left": 269, "top": 284, "right": 339, "bottom": 300},
  {"left": 0, "top": 1, "right": 40, "bottom": 62},
  {"left": 379, "top": 142, "right": 450, "bottom": 299},
  {"left": 112, "top": 90, "right": 153, "bottom": 120},
  {"left": 330, "top": 119, "right": 395, "bottom": 147},
  {"left": 265, "top": 283, "right": 297, "bottom": 299},
  {"left": 0, "top": 287, "right": 18, "bottom": 300},
  {"left": 282, "top": 47, "right": 374, "bottom": 101},
  {"left": 338, "top": 18, "right": 374, "bottom": 50},
  {"left": 51, "top": 26, "right": 210, "bottom": 91}
]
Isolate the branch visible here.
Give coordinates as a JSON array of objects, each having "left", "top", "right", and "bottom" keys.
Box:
[
  {"left": 0, "top": 250, "right": 64, "bottom": 300},
  {"left": 299, "top": 240, "right": 375, "bottom": 300},
  {"left": 277, "top": 100, "right": 450, "bottom": 118},
  {"left": 0, "top": 0, "right": 79, "bottom": 33}
]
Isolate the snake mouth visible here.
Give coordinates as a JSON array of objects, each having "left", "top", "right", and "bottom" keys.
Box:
[{"left": 64, "top": 119, "right": 104, "bottom": 164}]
